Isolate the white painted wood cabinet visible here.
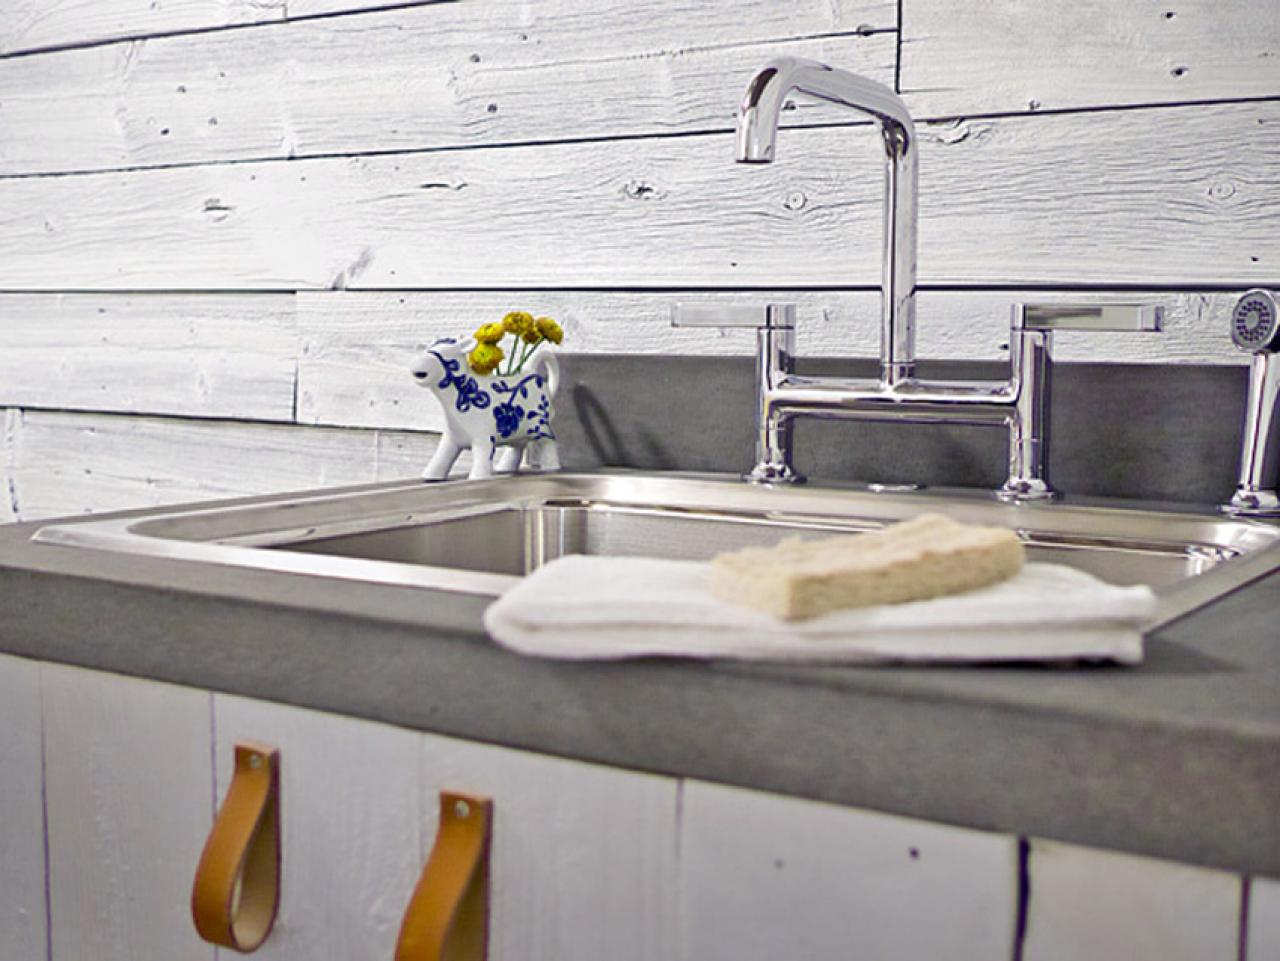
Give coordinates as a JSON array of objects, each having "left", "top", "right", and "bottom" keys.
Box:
[
  {"left": 0, "top": 653, "right": 47, "bottom": 961},
  {"left": 4, "top": 659, "right": 1270, "bottom": 960},
  {"left": 1023, "top": 840, "right": 1245, "bottom": 961},
  {"left": 212, "top": 693, "right": 680, "bottom": 961},
  {"left": 1250, "top": 876, "right": 1280, "bottom": 961},
  {"left": 39, "top": 661, "right": 215, "bottom": 961},
  {"left": 211, "top": 694, "right": 426, "bottom": 961},
  {"left": 678, "top": 781, "right": 1019, "bottom": 961}
]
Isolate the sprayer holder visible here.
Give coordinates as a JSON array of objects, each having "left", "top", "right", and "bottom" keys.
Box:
[{"left": 1226, "top": 289, "right": 1280, "bottom": 517}]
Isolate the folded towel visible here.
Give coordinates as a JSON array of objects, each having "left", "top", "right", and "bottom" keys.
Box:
[{"left": 483, "top": 555, "right": 1156, "bottom": 665}]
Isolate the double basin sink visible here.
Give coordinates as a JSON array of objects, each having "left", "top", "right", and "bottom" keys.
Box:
[{"left": 32, "top": 471, "right": 1280, "bottom": 632}]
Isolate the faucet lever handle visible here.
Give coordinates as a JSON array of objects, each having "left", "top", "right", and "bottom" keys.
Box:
[
  {"left": 671, "top": 303, "right": 796, "bottom": 329},
  {"left": 1015, "top": 303, "right": 1163, "bottom": 333}
]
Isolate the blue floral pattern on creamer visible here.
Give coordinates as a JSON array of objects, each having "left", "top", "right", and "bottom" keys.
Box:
[
  {"left": 492, "top": 373, "right": 555, "bottom": 441},
  {"left": 431, "top": 350, "right": 491, "bottom": 413},
  {"left": 432, "top": 355, "right": 553, "bottom": 441}
]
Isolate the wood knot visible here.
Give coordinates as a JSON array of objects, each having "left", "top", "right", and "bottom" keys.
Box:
[
  {"left": 622, "top": 180, "right": 666, "bottom": 201},
  {"left": 202, "top": 198, "right": 234, "bottom": 221},
  {"left": 1208, "top": 181, "right": 1238, "bottom": 201}
]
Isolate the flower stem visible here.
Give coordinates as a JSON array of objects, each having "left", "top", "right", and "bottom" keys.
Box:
[{"left": 501, "top": 334, "right": 518, "bottom": 376}]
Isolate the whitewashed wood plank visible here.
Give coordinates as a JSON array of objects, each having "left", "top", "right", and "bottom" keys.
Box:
[
  {"left": 1251, "top": 876, "right": 1280, "bottom": 960},
  {"left": 41, "top": 662, "right": 214, "bottom": 961},
  {"left": 0, "top": 410, "right": 17, "bottom": 523},
  {"left": 677, "top": 780, "right": 1018, "bottom": 961},
  {"left": 420, "top": 732, "right": 680, "bottom": 961},
  {"left": 0, "top": 0, "right": 466, "bottom": 57},
  {"left": 0, "top": 13, "right": 892, "bottom": 175},
  {"left": 282, "top": 0, "right": 894, "bottom": 34},
  {"left": 3, "top": 102, "right": 1275, "bottom": 290},
  {"left": 0, "top": 294, "right": 297, "bottom": 420},
  {"left": 0, "top": 0, "right": 889, "bottom": 59},
  {"left": 0, "top": 0, "right": 287, "bottom": 56},
  {"left": 212, "top": 694, "right": 426, "bottom": 961},
  {"left": 902, "top": 0, "right": 1280, "bottom": 118},
  {"left": 0, "top": 653, "right": 48, "bottom": 961},
  {"left": 8, "top": 411, "right": 381, "bottom": 520},
  {"left": 1023, "top": 839, "right": 1242, "bottom": 961},
  {"left": 297, "top": 290, "right": 1245, "bottom": 431},
  {"left": 375, "top": 428, "right": 459, "bottom": 480}
]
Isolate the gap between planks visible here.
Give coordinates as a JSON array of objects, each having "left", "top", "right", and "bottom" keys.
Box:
[
  {"left": 4, "top": 96, "right": 1278, "bottom": 186},
  {"left": 0, "top": 0, "right": 461, "bottom": 60}
]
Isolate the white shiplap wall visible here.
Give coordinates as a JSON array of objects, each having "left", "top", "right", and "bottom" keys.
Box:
[{"left": 0, "top": 0, "right": 1277, "bottom": 520}]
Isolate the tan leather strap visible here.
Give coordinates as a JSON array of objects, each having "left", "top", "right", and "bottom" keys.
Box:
[
  {"left": 192, "top": 742, "right": 281, "bottom": 953},
  {"left": 396, "top": 791, "right": 493, "bottom": 961}
]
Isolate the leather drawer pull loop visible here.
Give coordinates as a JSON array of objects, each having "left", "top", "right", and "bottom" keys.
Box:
[
  {"left": 191, "top": 742, "right": 281, "bottom": 953},
  {"left": 396, "top": 791, "right": 493, "bottom": 961}
]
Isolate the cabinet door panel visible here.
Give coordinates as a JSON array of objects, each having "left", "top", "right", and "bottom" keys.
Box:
[
  {"left": 212, "top": 694, "right": 425, "bottom": 961},
  {"left": 1249, "top": 876, "right": 1280, "bottom": 961},
  {"left": 1023, "top": 840, "right": 1242, "bottom": 961},
  {"left": 420, "top": 734, "right": 680, "bottom": 961},
  {"left": 678, "top": 780, "right": 1018, "bottom": 961},
  {"left": 0, "top": 653, "right": 47, "bottom": 961},
  {"left": 42, "top": 662, "right": 214, "bottom": 961}
]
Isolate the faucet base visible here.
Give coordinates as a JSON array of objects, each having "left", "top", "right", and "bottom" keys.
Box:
[
  {"left": 746, "top": 463, "right": 806, "bottom": 486},
  {"left": 1224, "top": 489, "right": 1280, "bottom": 517},
  {"left": 995, "top": 478, "right": 1058, "bottom": 504}
]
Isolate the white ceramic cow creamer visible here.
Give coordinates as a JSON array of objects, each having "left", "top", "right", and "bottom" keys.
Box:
[{"left": 411, "top": 336, "right": 561, "bottom": 480}]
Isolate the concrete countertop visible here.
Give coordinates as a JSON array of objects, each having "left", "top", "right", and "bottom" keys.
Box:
[{"left": 1, "top": 487, "right": 1277, "bottom": 877}]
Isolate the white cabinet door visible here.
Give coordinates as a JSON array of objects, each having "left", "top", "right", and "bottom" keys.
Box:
[
  {"left": 212, "top": 693, "right": 426, "bottom": 961},
  {"left": 0, "top": 653, "right": 47, "bottom": 961},
  {"left": 212, "top": 696, "right": 681, "bottom": 961},
  {"left": 41, "top": 662, "right": 215, "bottom": 961},
  {"left": 1249, "top": 876, "right": 1280, "bottom": 961},
  {"left": 420, "top": 731, "right": 681, "bottom": 961},
  {"left": 677, "top": 780, "right": 1019, "bottom": 961},
  {"left": 1023, "top": 839, "right": 1243, "bottom": 961}
]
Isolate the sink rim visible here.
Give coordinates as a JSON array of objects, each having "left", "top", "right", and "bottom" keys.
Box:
[{"left": 31, "top": 469, "right": 1280, "bottom": 631}]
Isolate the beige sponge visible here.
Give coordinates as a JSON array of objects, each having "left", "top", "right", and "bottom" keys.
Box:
[{"left": 710, "top": 513, "right": 1025, "bottom": 621}]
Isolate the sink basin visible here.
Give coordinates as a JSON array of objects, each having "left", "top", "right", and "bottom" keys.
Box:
[{"left": 32, "top": 471, "right": 1280, "bottom": 630}]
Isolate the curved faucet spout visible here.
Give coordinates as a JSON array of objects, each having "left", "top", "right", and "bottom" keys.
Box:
[{"left": 736, "top": 57, "right": 919, "bottom": 384}]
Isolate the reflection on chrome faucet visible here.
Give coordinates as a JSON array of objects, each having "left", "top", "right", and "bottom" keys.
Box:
[{"left": 705, "top": 57, "right": 1163, "bottom": 499}]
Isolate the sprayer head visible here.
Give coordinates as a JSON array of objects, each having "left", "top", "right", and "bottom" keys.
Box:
[{"left": 1232, "top": 289, "right": 1280, "bottom": 354}]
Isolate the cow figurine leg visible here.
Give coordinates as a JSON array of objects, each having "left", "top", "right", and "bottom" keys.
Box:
[
  {"left": 525, "top": 437, "right": 560, "bottom": 471},
  {"left": 493, "top": 446, "right": 523, "bottom": 474},
  {"left": 467, "top": 435, "right": 496, "bottom": 480},
  {"left": 422, "top": 433, "right": 463, "bottom": 481}
]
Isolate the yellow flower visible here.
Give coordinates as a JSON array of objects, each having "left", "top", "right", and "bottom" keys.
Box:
[
  {"left": 502, "top": 311, "right": 535, "bottom": 337},
  {"left": 468, "top": 343, "right": 504, "bottom": 375},
  {"left": 521, "top": 327, "right": 543, "bottom": 345},
  {"left": 535, "top": 316, "right": 564, "bottom": 345},
  {"left": 474, "top": 322, "right": 505, "bottom": 345}
]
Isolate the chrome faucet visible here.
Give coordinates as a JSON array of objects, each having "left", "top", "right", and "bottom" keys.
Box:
[
  {"left": 674, "top": 58, "right": 1163, "bottom": 499},
  {"left": 738, "top": 58, "right": 919, "bottom": 386}
]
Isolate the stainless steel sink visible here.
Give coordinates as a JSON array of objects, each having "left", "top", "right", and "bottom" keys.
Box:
[{"left": 32, "top": 471, "right": 1280, "bottom": 630}]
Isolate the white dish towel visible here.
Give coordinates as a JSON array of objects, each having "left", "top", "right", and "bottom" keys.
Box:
[{"left": 483, "top": 555, "right": 1157, "bottom": 665}]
